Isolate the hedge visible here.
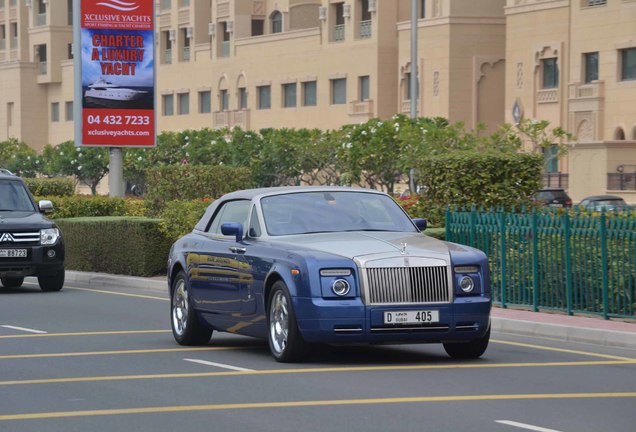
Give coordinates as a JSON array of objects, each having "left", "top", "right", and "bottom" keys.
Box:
[
  {"left": 145, "top": 164, "right": 253, "bottom": 215},
  {"left": 55, "top": 217, "right": 171, "bottom": 276},
  {"left": 36, "top": 195, "right": 147, "bottom": 218},
  {"left": 159, "top": 199, "right": 211, "bottom": 242},
  {"left": 25, "top": 177, "right": 75, "bottom": 196}
]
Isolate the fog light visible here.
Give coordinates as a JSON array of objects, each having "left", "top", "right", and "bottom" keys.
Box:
[
  {"left": 47, "top": 250, "right": 56, "bottom": 258},
  {"left": 459, "top": 276, "right": 474, "bottom": 293},
  {"left": 331, "top": 279, "right": 351, "bottom": 296}
]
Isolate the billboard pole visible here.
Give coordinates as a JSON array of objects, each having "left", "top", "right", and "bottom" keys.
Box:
[{"left": 109, "top": 148, "right": 124, "bottom": 197}]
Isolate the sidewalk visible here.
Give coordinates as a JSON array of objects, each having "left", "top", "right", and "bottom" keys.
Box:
[{"left": 65, "top": 271, "right": 636, "bottom": 351}]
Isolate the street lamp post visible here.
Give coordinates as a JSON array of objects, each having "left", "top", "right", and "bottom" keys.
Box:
[{"left": 409, "top": 0, "right": 418, "bottom": 193}]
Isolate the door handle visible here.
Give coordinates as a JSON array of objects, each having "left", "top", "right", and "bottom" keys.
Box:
[{"left": 229, "top": 247, "right": 246, "bottom": 254}]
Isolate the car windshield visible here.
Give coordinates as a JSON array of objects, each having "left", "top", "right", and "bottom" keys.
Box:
[
  {"left": 261, "top": 191, "right": 418, "bottom": 236},
  {"left": 592, "top": 199, "right": 626, "bottom": 208},
  {"left": 0, "top": 180, "right": 36, "bottom": 211}
]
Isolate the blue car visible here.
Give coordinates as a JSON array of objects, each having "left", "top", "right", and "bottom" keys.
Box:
[{"left": 168, "top": 187, "right": 491, "bottom": 362}]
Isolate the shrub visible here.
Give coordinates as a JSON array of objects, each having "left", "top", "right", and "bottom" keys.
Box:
[
  {"left": 56, "top": 217, "right": 171, "bottom": 276},
  {"left": 145, "top": 165, "right": 253, "bottom": 215},
  {"left": 159, "top": 199, "right": 211, "bottom": 242},
  {"left": 24, "top": 177, "right": 75, "bottom": 197},
  {"left": 36, "top": 195, "right": 147, "bottom": 218}
]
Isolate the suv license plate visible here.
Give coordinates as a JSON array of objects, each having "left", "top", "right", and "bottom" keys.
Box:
[
  {"left": 384, "top": 310, "right": 439, "bottom": 325},
  {"left": 0, "top": 249, "right": 27, "bottom": 258}
]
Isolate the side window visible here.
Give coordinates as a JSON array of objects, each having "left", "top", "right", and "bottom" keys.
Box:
[
  {"left": 207, "top": 200, "right": 251, "bottom": 235},
  {"left": 249, "top": 206, "right": 262, "bottom": 237}
]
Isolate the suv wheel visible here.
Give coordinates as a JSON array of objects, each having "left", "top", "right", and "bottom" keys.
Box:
[
  {"left": 1, "top": 277, "right": 24, "bottom": 288},
  {"left": 38, "top": 269, "right": 65, "bottom": 292}
]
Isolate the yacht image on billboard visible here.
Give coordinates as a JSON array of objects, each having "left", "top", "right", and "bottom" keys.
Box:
[{"left": 83, "top": 77, "right": 153, "bottom": 109}]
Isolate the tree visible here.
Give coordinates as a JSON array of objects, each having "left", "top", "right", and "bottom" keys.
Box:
[
  {"left": 0, "top": 138, "right": 40, "bottom": 177},
  {"left": 50, "top": 141, "right": 109, "bottom": 195}
]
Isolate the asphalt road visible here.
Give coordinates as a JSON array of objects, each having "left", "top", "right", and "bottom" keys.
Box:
[{"left": 1, "top": 279, "right": 635, "bottom": 432}]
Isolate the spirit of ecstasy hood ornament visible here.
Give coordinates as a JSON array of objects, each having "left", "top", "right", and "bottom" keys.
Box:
[{"left": 400, "top": 242, "right": 407, "bottom": 255}]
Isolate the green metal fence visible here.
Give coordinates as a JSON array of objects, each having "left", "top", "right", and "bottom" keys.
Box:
[{"left": 445, "top": 208, "right": 636, "bottom": 319}]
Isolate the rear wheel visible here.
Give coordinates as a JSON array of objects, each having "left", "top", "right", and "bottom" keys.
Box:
[
  {"left": 443, "top": 327, "right": 490, "bottom": 359},
  {"left": 267, "top": 281, "right": 307, "bottom": 362},
  {"left": 171, "top": 271, "right": 212, "bottom": 345},
  {"left": 38, "top": 269, "right": 64, "bottom": 292},
  {"left": 1, "top": 277, "right": 24, "bottom": 288}
]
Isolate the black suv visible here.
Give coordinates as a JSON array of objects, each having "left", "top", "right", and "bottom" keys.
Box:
[
  {"left": 535, "top": 188, "right": 573, "bottom": 208},
  {"left": 0, "top": 171, "right": 65, "bottom": 291}
]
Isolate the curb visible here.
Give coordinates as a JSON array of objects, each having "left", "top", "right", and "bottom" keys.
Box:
[{"left": 65, "top": 271, "right": 636, "bottom": 351}]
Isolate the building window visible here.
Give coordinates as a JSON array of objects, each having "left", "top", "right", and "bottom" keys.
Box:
[
  {"left": 359, "top": 75, "right": 370, "bottom": 101},
  {"left": 67, "top": 0, "right": 73, "bottom": 25},
  {"left": 178, "top": 93, "right": 189, "bottom": 115},
  {"left": 283, "top": 83, "right": 297, "bottom": 108},
  {"left": 404, "top": 72, "right": 411, "bottom": 100},
  {"left": 360, "top": 0, "right": 371, "bottom": 38},
  {"left": 161, "top": 0, "right": 171, "bottom": 10},
  {"left": 10, "top": 23, "right": 17, "bottom": 49},
  {"left": 257, "top": 85, "right": 271, "bottom": 109},
  {"left": 620, "top": 48, "right": 636, "bottom": 81},
  {"left": 36, "top": 44, "right": 47, "bottom": 75},
  {"left": 0, "top": 25, "right": 5, "bottom": 50},
  {"left": 7, "top": 102, "right": 13, "bottom": 127},
  {"left": 182, "top": 28, "right": 190, "bottom": 62},
  {"left": 51, "top": 102, "right": 59, "bottom": 122},
  {"left": 65, "top": 101, "right": 73, "bottom": 121},
  {"left": 220, "top": 89, "right": 229, "bottom": 111},
  {"left": 542, "top": 58, "right": 559, "bottom": 89},
  {"left": 584, "top": 0, "right": 606, "bottom": 6},
  {"left": 199, "top": 90, "right": 211, "bottom": 113},
  {"left": 220, "top": 22, "right": 230, "bottom": 58},
  {"left": 271, "top": 11, "right": 282, "bottom": 33},
  {"left": 331, "top": 78, "right": 346, "bottom": 105},
  {"left": 164, "top": 31, "right": 173, "bottom": 64},
  {"left": 302, "top": 81, "right": 317, "bottom": 106},
  {"left": 68, "top": 43, "right": 73, "bottom": 59},
  {"left": 334, "top": 3, "right": 345, "bottom": 41},
  {"left": 163, "top": 94, "right": 174, "bottom": 116},
  {"left": 543, "top": 145, "right": 559, "bottom": 173},
  {"left": 252, "top": 19, "right": 264, "bottom": 36},
  {"left": 239, "top": 87, "right": 247, "bottom": 109},
  {"left": 36, "top": 0, "right": 46, "bottom": 26},
  {"left": 420, "top": 0, "right": 426, "bottom": 18},
  {"left": 583, "top": 52, "right": 598, "bottom": 83}
]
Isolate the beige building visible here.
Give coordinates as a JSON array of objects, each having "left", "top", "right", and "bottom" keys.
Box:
[{"left": 0, "top": 0, "right": 634, "bottom": 202}]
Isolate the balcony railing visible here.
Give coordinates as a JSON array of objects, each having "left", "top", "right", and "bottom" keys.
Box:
[
  {"left": 360, "top": 20, "right": 371, "bottom": 38},
  {"left": 0, "top": 40, "right": 5, "bottom": 49},
  {"left": 36, "top": 12, "right": 46, "bottom": 26},
  {"left": 161, "top": 0, "right": 171, "bottom": 10},
  {"left": 543, "top": 173, "right": 569, "bottom": 189},
  {"left": 537, "top": 88, "right": 558, "bottom": 104},
  {"left": 38, "top": 61, "right": 47, "bottom": 75},
  {"left": 608, "top": 173, "right": 636, "bottom": 191},
  {"left": 164, "top": 49, "right": 172, "bottom": 64},
  {"left": 334, "top": 24, "right": 344, "bottom": 42},
  {"left": 10, "top": 36, "right": 17, "bottom": 49},
  {"left": 220, "top": 41, "right": 230, "bottom": 58},
  {"left": 183, "top": 46, "right": 190, "bottom": 62}
]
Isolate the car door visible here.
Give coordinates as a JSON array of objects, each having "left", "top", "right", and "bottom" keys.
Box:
[{"left": 190, "top": 199, "right": 251, "bottom": 315}]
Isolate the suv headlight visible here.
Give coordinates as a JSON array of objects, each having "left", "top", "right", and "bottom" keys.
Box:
[{"left": 40, "top": 228, "right": 60, "bottom": 245}]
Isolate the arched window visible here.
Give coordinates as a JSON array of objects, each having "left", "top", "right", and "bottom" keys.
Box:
[
  {"left": 271, "top": 11, "right": 282, "bottom": 33},
  {"left": 615, "top": 127, "right": 625, "bottom": 140},
  {"left": 631, "top": 126, "right": 636, "bottom": 140}
]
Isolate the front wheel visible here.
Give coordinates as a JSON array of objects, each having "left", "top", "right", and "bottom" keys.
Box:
[
  {"left": 267, "top": 281, "right": 307, "bottom": 363},
  {"left": 38, "top": 269, "right": 64, "bottom": 292},
  {"left": 1, "top": 277, "right": 24, "bottom": 288},
  {"left": 443, "top": 326, "right": 490, "bottom": 359},
  {"left": 171, "top": 271, "right": 212, "bottom": 346}
]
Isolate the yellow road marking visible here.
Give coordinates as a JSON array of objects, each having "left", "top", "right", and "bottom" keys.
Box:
[
  {"left": 65, "top": 287, "right": 168, "bottom": 301},
  {"left": 1, "top": 360, "right": 634, "bottom": 386},
  {"left": 0, "top": 330, "right": 171, "bottom": 339},
  {"left": 1, "top": 392, "right": 634, "bottom": 421},
  {"left": 492, "top": 339, "right": 634, "bottom": 361},
  {"left": 0, "top": 346, "right": 244, "bottom": 360}
]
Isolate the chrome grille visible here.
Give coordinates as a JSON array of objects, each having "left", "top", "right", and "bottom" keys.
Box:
[
  {"left": 0, "top": 231, "right": 40, "bottom": 245},
  {"left": 364, "top": 266, "right": 450, "bottom": 305}
]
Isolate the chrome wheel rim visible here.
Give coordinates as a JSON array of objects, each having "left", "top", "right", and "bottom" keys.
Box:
[
  {"left": 269, "top": 290, "right": 289, "bottom": 355},
  {"left": 172, "top": 279, "right": 188, "bottom": 337}
]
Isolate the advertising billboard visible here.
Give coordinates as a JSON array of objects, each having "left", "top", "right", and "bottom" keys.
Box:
[{"left": 75, "top": 0, "right": 155, "bottom": 147}]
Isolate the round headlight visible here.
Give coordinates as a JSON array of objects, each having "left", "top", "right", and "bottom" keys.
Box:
[
  {"left": 459, "top": 276, "right": 475, "bottom": 293},
  {"left": 331, "top": 279, "right": 351, "bottom": 296}
]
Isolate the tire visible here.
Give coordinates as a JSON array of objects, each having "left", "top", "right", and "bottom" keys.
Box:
[
  {"left": 443, "top": 326, "right": 490, "bottom": 359},
  {"left": 38, "top": 269, "right": 65, "bottom": 292},
  {"left": 171, "top": 271, "right": 212, "bottom": 346},
  {"left": 1, "top": 277, "right": 24, "bottom": 288},
  {"left": 267, "top": 280, "right": 307, "bottom": 363}
]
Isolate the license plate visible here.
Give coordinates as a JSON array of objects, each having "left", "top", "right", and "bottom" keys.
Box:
[
  {"left": 384, "top": 310, "right": 439, "bottom": 325},
  {"left": 0, "top": 249, "right": 27, "bottom": 258}
]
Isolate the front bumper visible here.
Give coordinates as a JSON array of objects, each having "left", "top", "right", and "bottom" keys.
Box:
[
  {"left": 0, "top": 243, "right": 65, "bottom": 278},
  {"left": 295, "top": 296, "right": 491, "bottom": 344}
]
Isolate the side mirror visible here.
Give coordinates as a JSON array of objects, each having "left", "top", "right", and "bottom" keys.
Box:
[
  {"left": 221, "top": 222, "right": 244, "bottom": 242},
  {"left": 38, "top": 200, "right": 54, "bottom": 214},
  {"left": 412, "top": 218, "right": 427, "bottom": 231}
]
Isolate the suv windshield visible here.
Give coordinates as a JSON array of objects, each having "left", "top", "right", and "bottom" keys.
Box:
[{"left": 0, "top": 180, "right": 36, "bottom": 211}]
